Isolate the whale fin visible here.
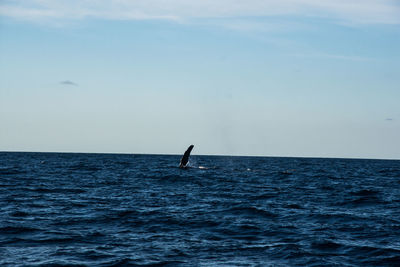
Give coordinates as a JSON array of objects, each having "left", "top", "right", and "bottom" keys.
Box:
[{"left": 179, "top": 145, "right": 194, "bottom": 168}]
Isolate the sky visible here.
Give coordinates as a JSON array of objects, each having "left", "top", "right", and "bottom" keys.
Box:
[{"left": 1, "top": 0, "right": 399, "bottom": 159}]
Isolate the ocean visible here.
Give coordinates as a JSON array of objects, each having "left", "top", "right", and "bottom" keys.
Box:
[{"left": 1, "top": 152, "right": 399, "bottom": 266}]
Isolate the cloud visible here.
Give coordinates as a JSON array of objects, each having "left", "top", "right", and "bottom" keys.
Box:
[
  {"left": 1, "top": 0, "right": 399, "bottom": 25},
  {"left": 60, "top": 80, "right": 78, "bottom": 86},
  {"left": 292, "top": 53, "right": 374, "bottom": 62}
]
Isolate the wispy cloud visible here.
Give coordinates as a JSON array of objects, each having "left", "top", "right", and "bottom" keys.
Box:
[
  {"left": 60, "top": 80, "right": 78, "bottom": 86},
  {"left": 292, "top": 53, "right": 374, "bottom": 62},
  {"left": 1, "top": 0, "right": 399, "bottom": 25}
]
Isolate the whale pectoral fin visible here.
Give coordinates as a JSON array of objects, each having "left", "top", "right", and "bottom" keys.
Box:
[{"left": 180, "top": 145, "right": 194, "bottom": 168}]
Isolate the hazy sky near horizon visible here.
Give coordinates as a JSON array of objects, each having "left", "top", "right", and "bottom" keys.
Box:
[{"left": 1, "top": 0, "right": 400, "bottom": 159}]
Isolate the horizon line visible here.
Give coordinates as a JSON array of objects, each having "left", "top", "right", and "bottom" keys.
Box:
[{"left": 1, "top": 150, "right": 399, "bottom": 161}]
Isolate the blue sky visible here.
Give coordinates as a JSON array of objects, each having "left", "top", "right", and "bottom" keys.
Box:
[{"left": 1, "top": 0, "right": 399, "bottom": 159}]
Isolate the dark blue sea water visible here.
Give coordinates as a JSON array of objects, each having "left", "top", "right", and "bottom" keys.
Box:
[{"left": 1, "top": 152, "right": 400, "bottom": 266}]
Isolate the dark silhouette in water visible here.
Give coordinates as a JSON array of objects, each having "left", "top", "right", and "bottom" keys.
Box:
[{"left": 179, "top": 145, "right": 194, "bottom": 168}]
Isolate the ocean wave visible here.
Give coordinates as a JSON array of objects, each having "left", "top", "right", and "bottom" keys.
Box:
[
  {"left": 0, "top": 225, "right": 39, "bottom": 234},
  {"left": 0, "top": 167, "right": 26, "bottom": 175}
]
